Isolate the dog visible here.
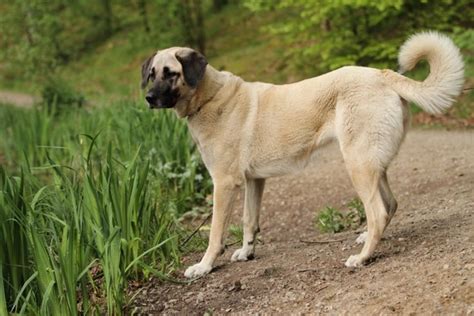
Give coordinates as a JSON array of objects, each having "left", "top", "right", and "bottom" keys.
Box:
[{"left": 140, "top": 32, "right": 464, "bottom": 278}]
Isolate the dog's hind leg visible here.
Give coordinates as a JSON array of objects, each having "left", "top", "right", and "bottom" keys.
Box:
[
  {"left": 232, "top": 178, "right": 266, "bottom": 262},
  {"left": 336, "top": 94, "right": 406, "bottom": 259},
  {"left": 344, "top": 165, "right": 391, "bottom": 267},
  {"left": 354, "top": 170, "right": 398, "bottom": 245},
  {"left": 380, "top": 170, "right": 398, "bottom": 225}
]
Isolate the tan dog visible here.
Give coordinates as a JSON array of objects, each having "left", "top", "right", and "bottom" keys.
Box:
[{"left": 140, "top": 32, "right": 464, "bottom": 278}]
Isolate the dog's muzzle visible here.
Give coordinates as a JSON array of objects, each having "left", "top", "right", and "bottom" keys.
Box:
[
  {"left": 145, "top": 85, "right": 179, "bottom": 109},
  {"left": 145, "top": 92, "right": 162, "bottom": 109}
]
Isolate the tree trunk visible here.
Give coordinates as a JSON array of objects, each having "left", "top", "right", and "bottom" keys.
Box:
[
  {"left": 194, "top": 0, "right": 206, "bottom": 54},
  {"left": 212, "top": 0, "right": 228, "bottom": 12},
  {"left": 179, "top": 0, "right": 206, "bottom": 54},
  {"left": 101, "top": 0, "right": 113, "bottom": 36},
  {"left": 138, "top": 0, "right": 150, "bottom": 33},
  {"left": 179, "top": 0, "right": 194, "bottom": 46}
]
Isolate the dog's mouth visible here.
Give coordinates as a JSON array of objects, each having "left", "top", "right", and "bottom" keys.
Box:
[{"left": 148, "top": 99, "right": 168, "bottom": 109}]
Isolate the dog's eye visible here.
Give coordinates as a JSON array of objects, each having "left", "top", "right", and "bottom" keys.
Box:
[
  {"left": 163, "top": 70, "right": 179, "bottom": 80},
  {"left": 149, "top": 68, "right": 156, "bottom": 81}
]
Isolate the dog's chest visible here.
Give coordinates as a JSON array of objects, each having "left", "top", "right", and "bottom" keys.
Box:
[
  {"left": 188, "top": 120, "right": 240, "bottom": 173},
  {"left": 188, "top": 127, "right": 214, "bottom": 168}
]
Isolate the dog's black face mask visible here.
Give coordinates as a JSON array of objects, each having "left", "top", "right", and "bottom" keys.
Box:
[
  {"left": 140, "top": 48, "right": 207, "bottom": 110},
  {"left": 145, "top": 66, "right": 181, "bottom": 109}
]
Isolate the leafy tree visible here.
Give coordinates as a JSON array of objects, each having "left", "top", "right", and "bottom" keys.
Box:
[
  {"left": 244, "top": 0, "right": 473, "bottom": 76},
  {"left": 0, "top": 0, "right": 65, "bottom": 80}
]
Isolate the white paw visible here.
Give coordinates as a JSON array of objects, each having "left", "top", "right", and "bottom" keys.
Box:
[
  {"left": 355, "top": 231, "right": 368, "bottom": 244},
  {"left": 345, "top": 255, "right": 364, "bottom": 268},
  {"left": 184, "top": 262, "right": 212, "bottom": 278},
  {"left": 231, "top": 247, "right": 254, "bottom": 262}
]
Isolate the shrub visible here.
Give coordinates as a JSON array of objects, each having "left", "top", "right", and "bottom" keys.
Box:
[
  {"left": 41, "top": 78, "right": 85, "bottom": 111},
  {"left": 315, "top": 198, "right": 366, "bottom": 234}
]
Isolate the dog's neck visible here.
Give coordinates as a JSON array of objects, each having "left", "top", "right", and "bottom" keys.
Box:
[{"left": 175, "top": 66, "right": 239, "bottom": 119}]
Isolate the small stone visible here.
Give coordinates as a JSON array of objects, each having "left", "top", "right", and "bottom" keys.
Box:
[
  {"left": 443, "top": 264, "right": 449, "bottom": 270},
  {"left": 228, "top": 280, "right": 242, "bottom": 292},
  {"left": 464, "top": 263, "right": 474, "bottom": 271},
  {"left": 196, "top": 292, "right": 205, "bottom": 303}
]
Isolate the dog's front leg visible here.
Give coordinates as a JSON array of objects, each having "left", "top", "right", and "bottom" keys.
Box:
[
  {"left": 232, "top": 178, "right": 265, "bottom": 261},
  {"left": 184, "top": 176, "right": 239, "bottom": 278}
]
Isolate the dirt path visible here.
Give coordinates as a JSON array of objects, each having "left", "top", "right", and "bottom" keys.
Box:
[
  {"left": 0, "top": 91, "right": 36, "bottom": 107},
  {"left": 133, "top": 130, "right": 473, "bottom": 315}
]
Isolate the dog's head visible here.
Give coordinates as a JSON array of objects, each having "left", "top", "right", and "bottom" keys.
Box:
[{"left": 140, "top": 47, "right": 207, "bottom": 109}]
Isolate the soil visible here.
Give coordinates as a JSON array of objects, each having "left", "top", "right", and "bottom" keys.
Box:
[
  {"left": 130, "top": 129, "right": 474, "bottom": 315},
  {"left": 0, "top": 91, "right": 36, "bottom": 107}
]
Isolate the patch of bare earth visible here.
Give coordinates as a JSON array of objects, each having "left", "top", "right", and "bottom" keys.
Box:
[
  {"left": 0, "top": 91, "right": 36, "bottom": 107},
  {"left": 132, "top": 130, "right": 474, "bottom": 315}
]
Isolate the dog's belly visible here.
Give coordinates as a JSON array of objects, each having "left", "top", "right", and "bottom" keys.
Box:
[
  {"left": 248, "top": 156, "right": 310, "bottom": 178},
  {"left": 246, "top": 127, "right": 335, "bottom": 178}
]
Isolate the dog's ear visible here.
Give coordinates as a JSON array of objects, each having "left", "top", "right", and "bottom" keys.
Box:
[
  {"left": 141, "top": 53, "right": 155, "bottom": 89},
  {"left": 175, "top": 49, "right": 208, "bottom": 88}
]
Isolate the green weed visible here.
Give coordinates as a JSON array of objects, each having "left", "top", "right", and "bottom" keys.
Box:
[
  {"left": 228, "top": 224, "right": 244, "bottom": 245},
  {"left": 316, "top": 198, "right": 366, "bottom": 234}
]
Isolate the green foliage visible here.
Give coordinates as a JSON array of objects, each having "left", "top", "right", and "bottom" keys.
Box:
[
  {"left": 316, "top": 198, "right": 366, "bottom": 233},
  {"left": 244, "top": 0, "right": 472, "bottom": 76},
  {"left": 228, "top": 224, "right": 244, "bottom": 244},
  {"left": 41, "top": 78, "right": 85, "bottom": 110},
  {"left": 347, "top": 198, "right": 366, "bottom": 226},
  {"left": 1, "top": 1, "right": 471, "bottom": 120},
  {"left": 0, "top": 101, "right": 212, "bottom": 314},
  {"left": 0, "top": 1, "right": 64, "bottom": 78},
  {"left": 452, "top": 27, "right": 474, "bottom": 77},
  {"left": 0, "top": 146, "right": 179, "bottom": 314},
  {"left": 0, "top": 102, "right": 212, "bottom": 212},
  {"left": 317, "top": 207, "right": 346, "bottom": 234},
  {"left": 0, "top": 0, "right": 189, "bottom": 94}
]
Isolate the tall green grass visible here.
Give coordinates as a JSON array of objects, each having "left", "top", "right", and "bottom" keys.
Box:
[
  {"left": 0, "top": 101, "right": 212, "bottom": 212},
  {"left": 0, "top": 102, "right": 212, "bottom": 314}
]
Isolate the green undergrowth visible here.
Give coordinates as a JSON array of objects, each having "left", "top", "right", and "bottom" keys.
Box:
[
  {"left": 316, "top": 198, "right": 366, "bottom": 234},
  {"left": 0, "top": 101, "right": 212, "bottom": 314}
]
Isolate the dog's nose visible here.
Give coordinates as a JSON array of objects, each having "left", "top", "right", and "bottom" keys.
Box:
[{"left": 145, "top": 92, "right": 156, "bottom": 105}]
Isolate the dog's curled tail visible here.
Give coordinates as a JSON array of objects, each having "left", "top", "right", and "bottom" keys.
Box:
[{"left": 385, "top": 31, "right": 464, "bottom": 115}]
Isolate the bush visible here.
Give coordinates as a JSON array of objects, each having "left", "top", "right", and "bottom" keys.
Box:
[
  {"left": 245, "top": 0, "right": 472, "bottom": 76},
  {"left": 41, "top": 78, "right": 85, "bottom": 110},
  {"left": 316, "top": 198, "right": 366, "bottom": 234}
]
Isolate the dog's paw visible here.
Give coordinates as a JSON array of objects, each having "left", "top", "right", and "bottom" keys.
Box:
[
  {"left": 345, "top": 254, "right": 365, "bottom": 268},
  {"left": 355, "top": 231, "right": 368, "bottom": 244},
  {"left": 231, "top": 247, "right": 255, "bottom": 262},
  {"left": 184, "top": 262, "right": 212, "bottom": 278}
]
